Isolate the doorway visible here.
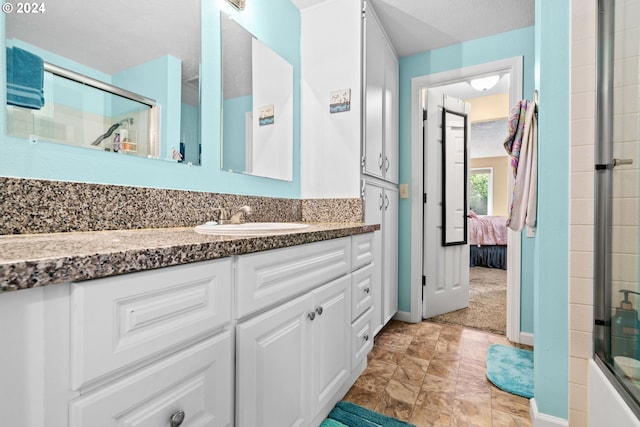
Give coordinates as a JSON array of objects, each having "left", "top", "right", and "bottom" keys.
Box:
[{"left": 408, "top": 57, "right": 525, "bottom": 343}]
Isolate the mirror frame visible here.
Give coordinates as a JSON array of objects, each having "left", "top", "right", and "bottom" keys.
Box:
[{"left": 441, "top": 107, "right": 469, "bottom": 246}]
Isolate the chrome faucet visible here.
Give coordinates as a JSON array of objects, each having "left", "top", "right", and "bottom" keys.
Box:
[{"left": 215, "top": 205, "right": 253, "bottom": 224}]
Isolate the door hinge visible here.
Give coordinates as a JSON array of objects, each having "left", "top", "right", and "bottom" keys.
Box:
[{"left": 595, "top": 319, "right": 606, "bottom": 326}]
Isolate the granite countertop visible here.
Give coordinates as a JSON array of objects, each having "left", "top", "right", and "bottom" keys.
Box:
[{"left": 0, "top": 223, "right": 379, "bottom": 293}]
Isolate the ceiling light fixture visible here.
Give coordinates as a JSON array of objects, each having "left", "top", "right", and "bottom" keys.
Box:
[
  {"left": 226, "top": 0, "right": 246, "bottom": 11},
  {"left": 469, "top": 75, "right": 500, "bottom": 91}
]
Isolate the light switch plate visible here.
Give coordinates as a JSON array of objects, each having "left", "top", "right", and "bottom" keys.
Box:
[{"left": 399, "top": 184, "right": 409, "bottom": 199}]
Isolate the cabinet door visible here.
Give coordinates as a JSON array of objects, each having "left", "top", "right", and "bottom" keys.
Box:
[
  {"left": 236, "top": 293, "right": 313, "bottom": 427},
  {"left": 363, "top": 182, "right": 384, "bottom": 334},
  {"left": 383, "top": 41, "right": 399, "bottom": 183},
  {"left": 363, "top": 13, "right": 385, "bottom": 179},
  {"left": 311, "top": 275, "right": 351, "bottom": 413},
  {"left": 69, "top": 333, "right": 232, "bottom": 427},
  {"left": 383, "top": 188, "right": 399, "bottom": 324}
]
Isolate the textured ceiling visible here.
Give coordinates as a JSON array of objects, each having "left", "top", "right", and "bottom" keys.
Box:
[
  {"left": 294, "top": 0, "right": 535, "bottom": 57},
  {"left": 6, "top": 0, "right": 201, "bottom": 80}
]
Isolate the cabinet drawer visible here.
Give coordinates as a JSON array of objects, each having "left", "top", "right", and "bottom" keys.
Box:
[
  {"left": 236, "top": 237, "right": 351, "bottom": 319},
  {"left": 70, "top": 332, "right": 232, "bottom": 427},
  {"left": 71, "top": 259, "right": 232, "bottom": 389},
  {"left": 351, "top": 263, "right": 374, "bottom": 321},
  {"left": 352, "top": 307, "right": 373, "bottom": 370},
  {"left": 351, "top": 232, "right": 374, "bottom": 270}
]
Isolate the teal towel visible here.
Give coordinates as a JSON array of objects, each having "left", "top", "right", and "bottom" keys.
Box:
[
  {"left": 6, "top": 46, "right": 45, "bottom": 109},
  {"left": 329, "top": 402, "right": 416, "bottom": 427},
  {"left": 320, "top": 418, "right": 349, "bottom": 427},
  {"left": 328, "top": 407, "right": 380, "bottom": 427}
]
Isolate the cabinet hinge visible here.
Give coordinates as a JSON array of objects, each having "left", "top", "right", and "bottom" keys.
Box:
[
  {"left": 423, "top": 193, "right": 427, "bottom": 204},
  {"left": 422, "top": 275, "right": 426, "bottom": 286}
]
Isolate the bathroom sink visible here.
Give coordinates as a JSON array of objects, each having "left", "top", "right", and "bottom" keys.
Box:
[{"left": 194, "top": 222, "right": 309, "bottom": 235}]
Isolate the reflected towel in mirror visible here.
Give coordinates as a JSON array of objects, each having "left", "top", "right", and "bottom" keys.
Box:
[{"left": 6, "top": 46, "right": 45, "bottom": 110}]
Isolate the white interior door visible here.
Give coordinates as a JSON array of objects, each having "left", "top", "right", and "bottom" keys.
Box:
[{"left": 423, "top": 89, "right": 470, "bottom": 318}]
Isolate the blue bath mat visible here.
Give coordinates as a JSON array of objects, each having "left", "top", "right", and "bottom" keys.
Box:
[
  {"left": 321, "top": 401, "right": 415, "bottom": 427},
  {"left": 486, "top": 344, "right": 533, "bottom": 398}
]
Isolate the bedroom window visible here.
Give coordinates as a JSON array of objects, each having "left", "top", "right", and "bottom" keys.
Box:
[
  {"left": 594, "top": 0, "right": 640, "bottom": 418},
  {"left": 469, "top": 167, "right": 493, "bottom": 215}
]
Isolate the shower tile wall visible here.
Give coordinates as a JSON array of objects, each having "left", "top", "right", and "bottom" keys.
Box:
[{"left": 569, "top": 0, "right": 597, "bottom": 425}]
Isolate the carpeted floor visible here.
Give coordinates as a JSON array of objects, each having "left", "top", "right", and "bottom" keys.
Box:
[{"left": 428, "top": 266, "right": 506, "bottom": 335}]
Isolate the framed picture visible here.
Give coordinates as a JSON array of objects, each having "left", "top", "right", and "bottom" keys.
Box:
[
  {"left": 330, "top": 89, "right": 351, "bottom": 113},
  {"left": 259, "top": 104, "right": 274, "bottom": 126}
]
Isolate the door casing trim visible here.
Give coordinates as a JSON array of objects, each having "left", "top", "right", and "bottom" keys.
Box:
[{"left": 409, "top": 56, "right": 524, "bottom": 343}]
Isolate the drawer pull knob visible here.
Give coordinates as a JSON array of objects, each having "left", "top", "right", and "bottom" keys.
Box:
[
  {"left": 308, "top": 311, "right": 316, "bottom": 321},
  {"left": 363, "top": 334, "right": 369, "bottom": 342},
  {"left": 170, "top": 410, "right": 185, "bottom": 427},
  {"left": 364, "top": 287, "right": 370, "bottom": 294},
  {"left": 316, "top": 306, "right": 324, "bottom": 315}
]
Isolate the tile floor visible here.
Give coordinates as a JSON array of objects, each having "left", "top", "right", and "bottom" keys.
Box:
[{"left": 343, "top": 320, "right": 533, "bottom": 427}]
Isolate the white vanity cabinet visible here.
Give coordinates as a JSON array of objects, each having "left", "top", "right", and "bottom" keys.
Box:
[
  {"left": 0, "top": 232, "right": 375, "bottom": 427},
  {"left": 0, "top": 259, "right": 233, "bottom": 427},
  {"left": 68, "top": 259, "right": 233, "bottom": 427},
  {"left": 235, "top": 235, "right": 375, "bottom": 427}
]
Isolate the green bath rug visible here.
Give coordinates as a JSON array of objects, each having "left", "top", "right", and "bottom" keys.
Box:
[
  {"left": 322, "top": 401, "right": 415, "bottom": 427},
  {"left": 485, "top": 344, "right": 534, "bottom": 398}
]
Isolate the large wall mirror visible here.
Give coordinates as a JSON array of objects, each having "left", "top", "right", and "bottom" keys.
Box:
[
  {"left": 442, "top": 108, "right": 468, "bottom": 246},
  {"left": 5, "top": 0, "right": 202, "bottom": 166},
  {"left": 220, "top": 11, "right": 294, "bottom": 181}
]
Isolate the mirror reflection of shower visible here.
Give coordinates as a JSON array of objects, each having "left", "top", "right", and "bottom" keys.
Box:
[{"left": 91, "top": 117, "right": 134, "bottom": 151}]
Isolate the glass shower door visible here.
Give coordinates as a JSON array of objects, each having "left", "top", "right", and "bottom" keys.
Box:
[{"left": 594, "top": 0, "right": 640, "bottom": 413}]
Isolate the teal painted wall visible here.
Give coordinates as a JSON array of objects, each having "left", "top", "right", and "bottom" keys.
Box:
[
  {"left": 180, "top": 102, "right": 200, "bottom": 166},
  {"left": 222, "top": 95, "right": 252, "bottom": 172},
  {"left": 0, "top": 0, "right": 300, "bottom": 198},
  {"left": 113, "top": 55, "right": 182, "bottom": 160},
  {"left": 533, "top": 0, "right": 570, "bottom": 420},
  {"left": 398, "top": 27, "right": 536, "bottom": 334}
]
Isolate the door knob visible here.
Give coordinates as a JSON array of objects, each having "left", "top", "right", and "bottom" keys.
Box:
[{"left": 364, "top": 287, "right": 370, "bottom": 294}]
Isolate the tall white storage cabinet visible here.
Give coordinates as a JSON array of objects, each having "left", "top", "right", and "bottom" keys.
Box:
[
  {"left": 362, "top": 1, "right": 399, "bottom": 335},
  {"left": 363, "top": 2, "right": 398, "bottom": 184},
  {"left": 363, "top": 180, "right": 398, "bottom": 335}
]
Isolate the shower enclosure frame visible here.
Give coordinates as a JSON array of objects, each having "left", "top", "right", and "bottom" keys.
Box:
[{"left": 593, "top": 0, "right": 640, "bottom": 419}]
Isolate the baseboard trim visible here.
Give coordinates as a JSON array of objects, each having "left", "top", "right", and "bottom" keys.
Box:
[
  {"left": 519, "top": 332, "right": 534, "bottom": 346},
  {"left": 530, "top": 398, "right": 568, "bottom": 427},
  {"left": 392, "top": 311, "right": 413, "bottom": 323}
]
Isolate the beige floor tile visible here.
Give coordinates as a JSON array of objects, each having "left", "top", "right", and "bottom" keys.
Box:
[{"left": 344, "top": 320, "right": 532, "bottom": 427}]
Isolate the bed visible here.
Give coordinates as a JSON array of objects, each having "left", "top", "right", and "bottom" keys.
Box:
[{"left": 468, "top": 214, "right": 508, "bottom": 269}]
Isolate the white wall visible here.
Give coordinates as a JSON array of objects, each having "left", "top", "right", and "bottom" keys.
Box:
[
  {"left": 300, "top": 0, "right": 362, "bottom": 199},
  {"left": 251, "top": 37, "right": 294, "bottom": 181}
]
